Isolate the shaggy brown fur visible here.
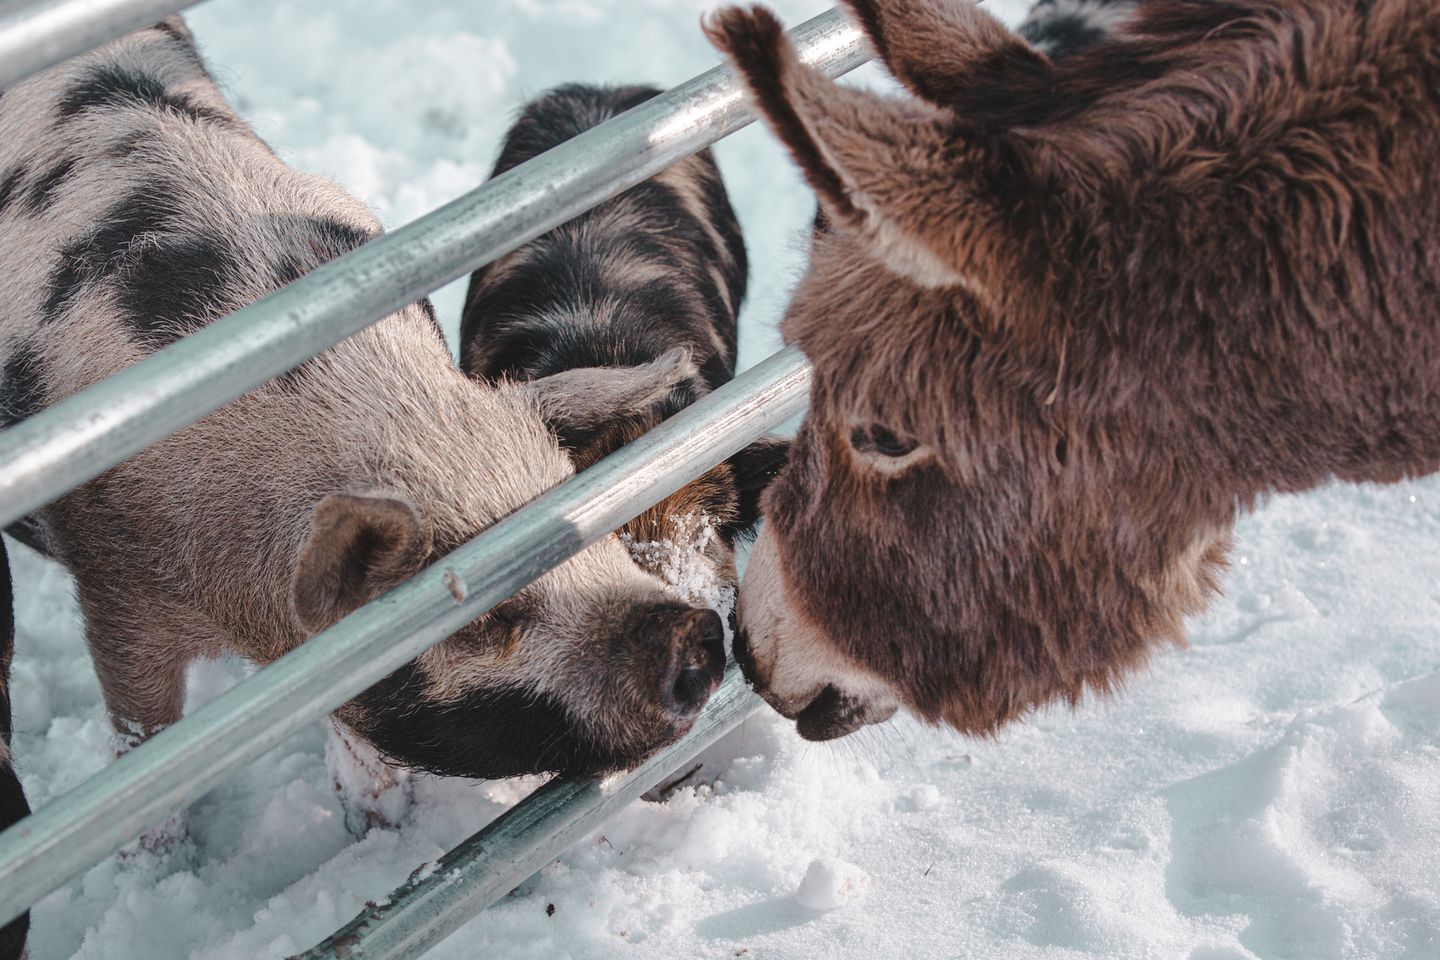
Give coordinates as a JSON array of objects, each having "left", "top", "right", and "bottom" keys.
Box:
[{"left": 708, "top": 0, "right": 1440, "bottom": 739}]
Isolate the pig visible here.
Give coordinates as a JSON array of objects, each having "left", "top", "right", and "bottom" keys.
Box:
[
  {"left": 461, "top": 83, "right": 789, "bottom": 616},
  {"left": 0, "top": 16, "right": 727, "bottom": 810},
  {"left": 0, "top": 538, "right": 29, "bottom": 960}
]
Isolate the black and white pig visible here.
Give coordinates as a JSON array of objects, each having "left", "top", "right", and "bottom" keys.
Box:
[
  {"left": 461, "top": 84, "right": 789, "bottom": 617},
  {"left": 0, "top": 18, "right": 727, "bottom": 812},
  {"left": 0, "top": 538, "right": 29, "bottom": 960}
]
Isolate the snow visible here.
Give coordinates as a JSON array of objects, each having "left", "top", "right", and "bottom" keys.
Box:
[
  {"left": 621, "top": 514, "right": 737, "bottom": 629},
  {"left": 794, "top": 858, "right": 868, "bottom": 911},
  {"left": 7, "top": 0, "right": 1440, "bottom": 958},
  {"left": 906, "top": 783, "right": 942, "bottom": 812}
]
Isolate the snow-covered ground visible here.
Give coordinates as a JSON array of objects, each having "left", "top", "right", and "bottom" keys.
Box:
[{"left": 8, "top": 0, "right": 1440, "bottom": 957}]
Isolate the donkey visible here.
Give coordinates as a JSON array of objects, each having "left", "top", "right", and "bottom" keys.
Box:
[
  {"left": 462, "top": 83, "right": 789, "bottom": 617},
  {"left": 1017, "top": 0, "right": 1142, "bottom": 57},
  {"left": 0, "top": 17, "right": 726, "bottom": 800},
  {"left": 705, "top": 0, "right": 1440, "bottom": 740}
]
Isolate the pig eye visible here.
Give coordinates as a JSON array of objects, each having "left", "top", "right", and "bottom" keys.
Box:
[
  {"left": 850, "top": 424, "right": 918, "bottom": 458},
  {"left": 487, "top": 597, "right": 532, "bottom": 632}
]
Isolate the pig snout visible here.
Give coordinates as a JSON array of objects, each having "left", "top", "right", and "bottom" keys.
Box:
[{"left": 632, "top": 604, "right": 725, "bottom": 721}]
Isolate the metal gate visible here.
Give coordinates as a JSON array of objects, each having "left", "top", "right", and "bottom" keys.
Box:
[{"left": 0, "top": 2, "right": 871, "bottom": 956}]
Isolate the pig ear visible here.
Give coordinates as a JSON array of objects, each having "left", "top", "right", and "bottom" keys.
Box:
[
  {"left": 292, "top": 493, "right": 433, "bottom": 634},
  {"left": 527, "top": 347, "right": 697, "bottom": 446},
  {"left": 705, "top": 5, "right": 1031, "bottom": 290},
  {"left": 721, "top": 434, "right": 790, "bottom": 541}
]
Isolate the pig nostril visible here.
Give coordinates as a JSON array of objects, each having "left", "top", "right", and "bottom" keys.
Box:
[
  {"left": 654, "top": 607, "right": 726, "bottom": 720},
  {"left": 697, "top": 609, "right": 724, "bottom": 662},
  {"left": 669, "top": 666, "right": 712, "bottom": 717}
]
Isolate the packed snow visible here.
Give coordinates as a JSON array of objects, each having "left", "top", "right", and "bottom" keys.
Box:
[
  {"left": 7, "top": 1, "right": 1439, "bottom": 958},
  {"left": 621, "top": 514, "right": 737, "bottom": 623},
  {"left": 793, "top": 858, "right": 868, "bottom": 912}
]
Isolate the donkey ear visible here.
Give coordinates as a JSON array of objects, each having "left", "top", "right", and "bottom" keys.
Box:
[
  {"left": 527, "top": 347, "right": 698, "bottom": 446},
  {"left": 838, "top": 0, "right": 1051, "bottom": 109},
  {"left": 706, "top": 5, "right": 1039, "bottom": 292},
  {"left": 292, "top": 493, "right": 433, "bottom": 633}
]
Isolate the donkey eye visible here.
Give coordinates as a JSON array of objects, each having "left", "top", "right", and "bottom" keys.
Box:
[{"left": 850, "top": 424, "right": 918, "bottom": 458}]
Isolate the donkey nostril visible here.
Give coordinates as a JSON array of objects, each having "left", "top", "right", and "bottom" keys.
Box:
[{"left": 795, "top": 684, "right": 870, "bottom": 741}]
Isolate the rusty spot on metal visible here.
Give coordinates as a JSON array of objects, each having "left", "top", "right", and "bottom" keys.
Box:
[{"left": 443, "top": 569, "right": 466, "bottom": 604}]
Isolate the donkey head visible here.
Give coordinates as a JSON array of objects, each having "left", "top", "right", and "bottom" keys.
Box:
[{"left": 708, "top": 1, "right": 1246, "bottom": 740}]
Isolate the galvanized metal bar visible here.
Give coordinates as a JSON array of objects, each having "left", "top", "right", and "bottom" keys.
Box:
[
  {"left": 295, "top": 667, "right": 761, "bottom": 960},
  {"left": 0, "top": 0, "right": 203, "bottom": 89},
  {"left": 0, "top": 346, "right": 811, "bottom": 931},
  {"left": 0, "top": 5, "right": 867, "bottom": 530}
]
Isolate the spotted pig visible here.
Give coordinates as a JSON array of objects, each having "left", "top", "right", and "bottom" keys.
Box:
[{"left": 0, "top": 19, "right": 726, "bottom": 801}]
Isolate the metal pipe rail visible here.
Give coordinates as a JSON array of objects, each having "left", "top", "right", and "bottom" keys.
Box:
[
  {"left": 0, "top": 0, "right": 202, "bottom": 89},
  {"left": 0, "top": 0, "right": 867, "bottom": 939},
  {"left": 0, "top": 346, "right": 811, "bottom": 931},
  {"left": 297, "top": 667, "right": 762, "bottom": 960},
  {"left": 0, "top": 4, "right": 867, "bottom": 531}
]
